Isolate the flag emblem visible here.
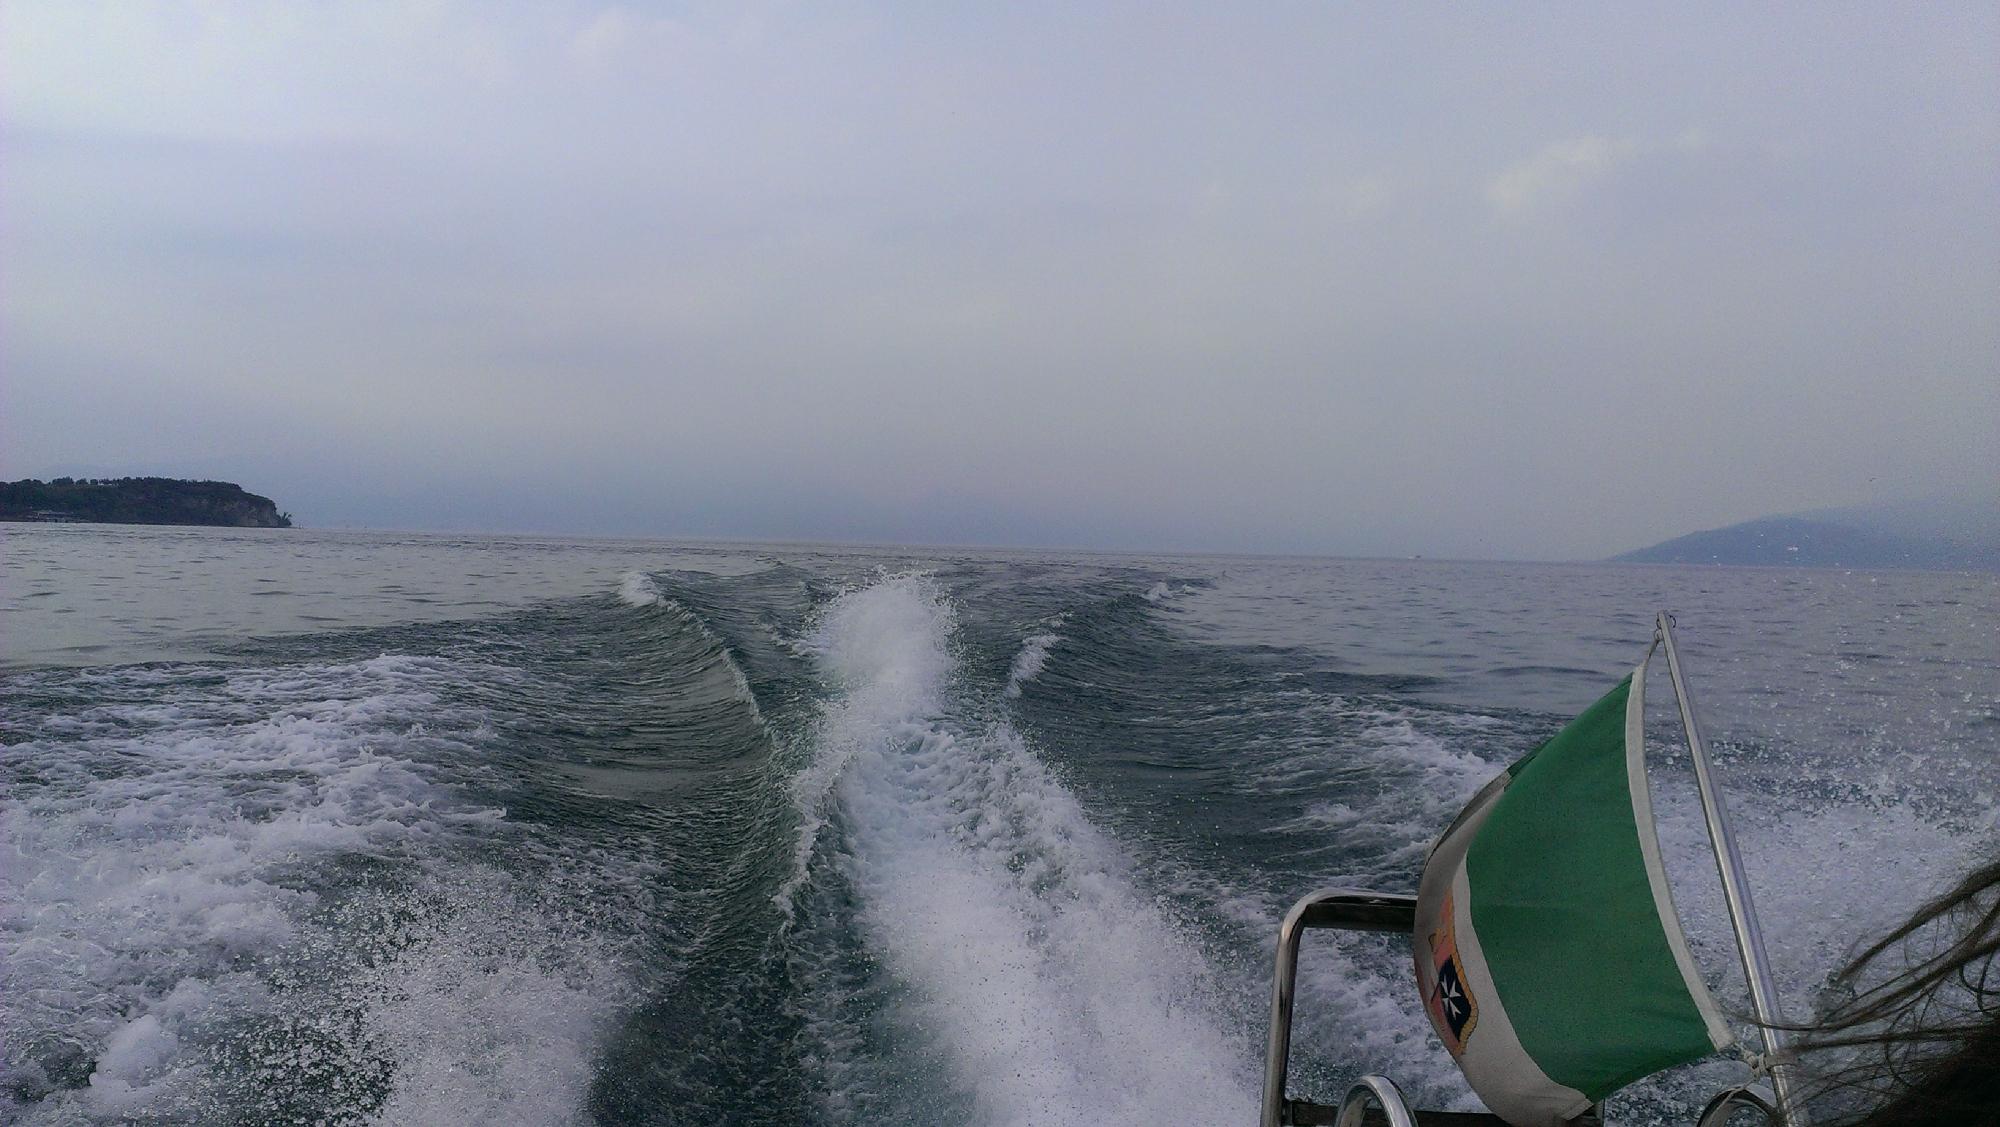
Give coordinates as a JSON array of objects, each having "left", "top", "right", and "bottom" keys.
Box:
[{"left": 1423, "top": 892, "right": 1479, "bottom": 1053}]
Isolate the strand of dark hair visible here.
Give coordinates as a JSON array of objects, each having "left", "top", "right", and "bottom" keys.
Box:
[{"left": 1788, "top": 857, "right": 2000, "bottom": 1125}]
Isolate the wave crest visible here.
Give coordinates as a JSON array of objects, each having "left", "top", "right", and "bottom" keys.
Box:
[
  {"left": 1003, "top": 623, "right": 1063, "bottom": 699},
  {"left": 617, "top": 571, "right": 664, "bottom": 607}
]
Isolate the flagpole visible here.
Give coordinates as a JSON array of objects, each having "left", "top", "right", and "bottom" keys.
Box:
[{"left": 1656, "top": 612, "right": 1807, "bottom": 1127}]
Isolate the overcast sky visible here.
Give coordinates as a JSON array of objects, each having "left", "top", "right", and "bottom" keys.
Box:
[{"left": 5, "top": 3, "right": 1995, "bottom": 558}]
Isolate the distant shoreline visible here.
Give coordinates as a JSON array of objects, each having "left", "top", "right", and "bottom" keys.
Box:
[
  {"left": 1612, "top": 508, "right": 1999, "bottom": 573},
  {"left": 0, "top": 477, "right": 292, "bottom": 529}
]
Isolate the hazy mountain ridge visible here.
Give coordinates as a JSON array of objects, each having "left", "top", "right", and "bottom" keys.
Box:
[{"left": 1615, "top": 499, "right": 2000, "bottom": 570}]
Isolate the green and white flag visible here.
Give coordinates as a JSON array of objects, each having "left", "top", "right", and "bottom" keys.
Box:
[{"left": 1412, "top": 648, "right": 1732, "bottom": 1126}]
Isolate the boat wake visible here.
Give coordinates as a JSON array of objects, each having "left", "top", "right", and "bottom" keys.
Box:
[
  {"left": 8, "top": 549, "right": 1991, "bottom": 1127},
  {"left": 787, "top": 574, "right": 1257, "bottom": 1124}
]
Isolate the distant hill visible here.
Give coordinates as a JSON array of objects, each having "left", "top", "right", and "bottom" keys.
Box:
[
  {"left": 1614, "top": 499, "right": 2000, "bottom": 571},
  {"left": 0, "top": 477, "right": 292, "bottom": 528}
]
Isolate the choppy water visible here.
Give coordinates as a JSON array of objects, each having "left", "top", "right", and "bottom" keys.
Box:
[{"left": 3, "top": 525, "right": 1996, "bottom": 1125}]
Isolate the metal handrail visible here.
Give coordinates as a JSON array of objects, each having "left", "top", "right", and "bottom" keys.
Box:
[
  {"left": 1260, "top": 886, "right": 1776, "bottom": 1127},
  {"left": 1262, "top": 889, "right": 1418, "bottom": 1127},
  {"left": 1696, "top": 1084, "right": 1780, "bottom": 1127},
  {"left": 1335, "top": 1076, "right": 1418, "bottom": 1127}
]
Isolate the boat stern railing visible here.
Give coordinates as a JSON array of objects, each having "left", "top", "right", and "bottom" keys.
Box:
[
  {"left": 1263, "top": 888, "right": 1422, "bottom": 1127},
  {"left": 1260, "top": 886, "right": 1773, "bottom": 1127}
]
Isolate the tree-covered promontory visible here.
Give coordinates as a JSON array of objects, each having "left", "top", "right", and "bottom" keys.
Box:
[{"left": 0, "top": 478, "right": 293, "bottom": 528}]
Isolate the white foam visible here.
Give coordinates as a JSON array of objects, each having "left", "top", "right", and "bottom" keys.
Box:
[
  {"left": 328, "top": 872, "right": 624, "bottom": 1127},
  {"left": 1, "top": 655, "right": 626, "bottom": 1125},
  {"left": 797, "top": 574, "right": 1257, "bottom": 1124},
  {"left": 617, "top": 570, "right": 664, "bottom": 606},
  {"left": 87, "top": 1014, "right": 177, "bottom": 1111},
  {"left": 1649, "top": 768, "right": 1992, "bottom": 1026},
  {"left": 1245, "top": 699, "right": 1504, "bottom": 887},
  {"left": 1003, "top": 626, "right": 1062, "bottom": 698},
  {"left": 778, "top": 573, "right": 954, "bottom": 912}
]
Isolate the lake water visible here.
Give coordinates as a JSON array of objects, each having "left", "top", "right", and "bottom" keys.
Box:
[{"left": 3, "top": 524, "right": 1996, "bottom": 1125}]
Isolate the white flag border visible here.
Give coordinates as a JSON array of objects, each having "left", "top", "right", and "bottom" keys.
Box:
[{"left": 1626, "top": 648, "right": 1737, "bottom": 1052}]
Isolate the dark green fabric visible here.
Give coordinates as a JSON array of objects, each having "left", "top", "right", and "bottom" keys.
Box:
[{"left": 1464, "top": 676, "right": 1716, "bottom": 1099}]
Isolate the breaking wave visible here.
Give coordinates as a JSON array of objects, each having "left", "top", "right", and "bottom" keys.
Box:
[
  {"left": 618, "top": 570, "right": 665, "bottom": 607},
  {"left": 1003, "top": 624, "right": 1063, "bottom": 698}
]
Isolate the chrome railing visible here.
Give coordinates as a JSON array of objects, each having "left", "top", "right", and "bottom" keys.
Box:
[
  {"left": 1259, "top": 886, "right": 1773, "bottom": 1127},
  {"left": 1262, "top": 889, "right": 1419, "bottom": 1127},
  {"left": 1696, "top": 1085, "right": 1779, "bottom": 1127},
  {"left": 1335, "top": 1076, "right": 1418, "bottom": 1127}
]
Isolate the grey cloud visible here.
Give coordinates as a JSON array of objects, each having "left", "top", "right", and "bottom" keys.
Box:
[{"left": 4, "top": 3, "right": 1995, "bottom": 558}]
